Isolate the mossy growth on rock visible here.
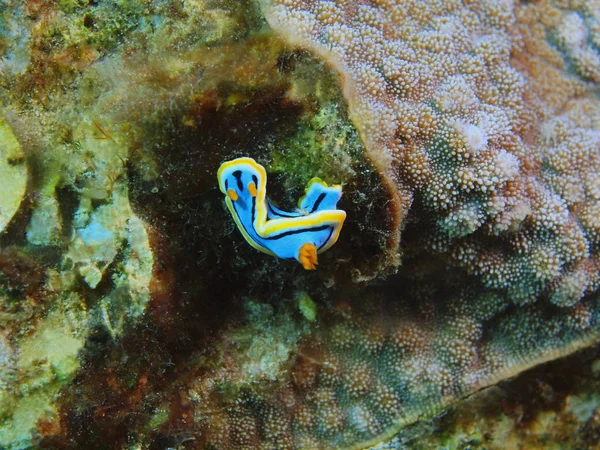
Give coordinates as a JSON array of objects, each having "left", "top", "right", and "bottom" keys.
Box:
[{"left": 0, "top": 117, "right": 27, "bottom": 234}]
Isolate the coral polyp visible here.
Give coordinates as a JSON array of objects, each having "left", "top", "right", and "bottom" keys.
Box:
[{"left": 181, "top": 283, "right": 599, "bottom": 449}]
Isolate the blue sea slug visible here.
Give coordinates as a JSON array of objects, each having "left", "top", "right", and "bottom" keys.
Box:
[{"left": 217, "top": 157, "right": 346, "bottom": 269}]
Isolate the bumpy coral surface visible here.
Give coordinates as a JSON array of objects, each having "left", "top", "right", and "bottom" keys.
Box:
[
  {"left": 263, "top": 0, "right": 600, "bottom": 306},
  {"left": 373, "top": 345, "right": 600, "bottom": 449}
]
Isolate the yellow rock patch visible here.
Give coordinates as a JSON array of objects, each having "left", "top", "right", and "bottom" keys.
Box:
[{"left": 0, "top": 117, "right": 27, "bottom": 233}]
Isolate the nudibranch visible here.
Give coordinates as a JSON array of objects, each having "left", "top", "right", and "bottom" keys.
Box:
[{"left": 217, "top": 157, "right": 346, "bottom": 270}]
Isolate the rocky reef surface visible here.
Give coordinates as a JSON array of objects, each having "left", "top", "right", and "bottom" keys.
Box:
[{"left": 0, "top": 0, "right": 598, "bottom": 448}]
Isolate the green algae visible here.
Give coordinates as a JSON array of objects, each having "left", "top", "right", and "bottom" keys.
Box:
[
  {"left": 0, "top": 298, "right": 87, "bottom": 449},
  {"left": 56, "top": 0, "right": 87, "bottom": 14},
  {"left": 267, "top": 68, "right": 363, "bottom": 192},
  {"left": 297, "top": 291, "right": 317, "bottom": 322},
  {"left": 26, "top": 174, "right": 62, "bottom": 246},
  {"left": 0, "top": 116, "right": 27, "bottom": 234}
]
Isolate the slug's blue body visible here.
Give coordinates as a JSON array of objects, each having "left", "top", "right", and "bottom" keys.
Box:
[{"left": 217, "top": 157, "right": 346, "bottom": 269}]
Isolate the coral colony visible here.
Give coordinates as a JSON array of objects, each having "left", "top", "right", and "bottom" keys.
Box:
[{"left": 0, "top": 0, "right": 598, "bottom": 449}]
